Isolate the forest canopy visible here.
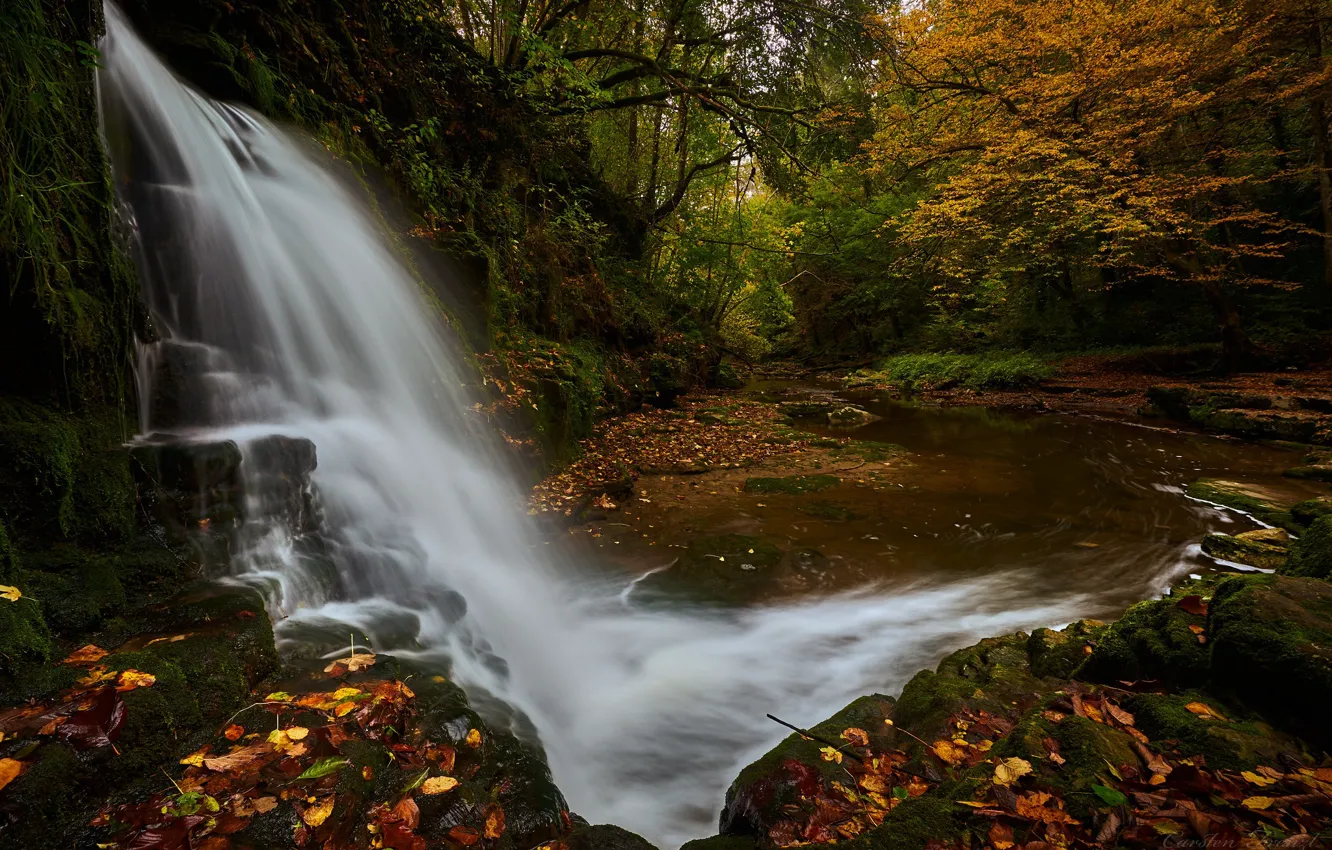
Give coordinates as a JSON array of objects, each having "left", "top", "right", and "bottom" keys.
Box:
[{"left": 415, "top": 0, "right": 1332, "bottom": 369}]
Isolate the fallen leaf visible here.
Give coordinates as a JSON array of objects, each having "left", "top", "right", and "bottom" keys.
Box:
[
  {"left": 1177, "top": 595, "right": 1208, "bottom": 616},
  {"left": 841, "top": 727, "right": 870, "bottom": 747},
  {"left": 993, "top": 757, "right": 1032, "bottom": 787},
  {"left": 392, "top": 797, "right": 421, "bottom": 829},
  {"left": 1092, "top": 784, "right": 1128, "bottom": 807},
  {"left": 180, "top": 750, "right": 208, "bottom": 767},
  {"left": 1015, "top": 791, "right": 1079, "bottom": 824},
  {"left": 0, "top": 585, "right": 20, "bottom": 602},
  {"left": 989, "top": 821, "right": 1015, "bottom": 850},
  {"left": 1184, "top": 702, "right": 1228, "bottom": 722},
  {"left": 449, "top": 826, "right": 481, "bottom": 846},
  {"left": 203, "top": 742, "right": 276, "bottom": 772},
  {"left": 465, "top": 728, "right": 482, "bottom": 748},
  {"left": 819, "top": 746, "right": 843, "bottom": 764},
  {"left": 1134, "top": 742, "right": 1173, "bottom": 776},
  {"left": 224, "top": 724, "right": 245, "bottom": 741},
  {"left": 1242, "top": 796, "right": 1274, "bottom": 810},
  {"left": 1242, "top": 770, "right": 1276, "bottom": 787},
  {"left": 286, "top": 726, "right": 309, "bottom": 741},
  {"left": 63, "top": 645, "right": 108, "bottom": 666},
  {"left": 56, "top": 686, "right": 125, "bottom": 749},
  {"left": 932, "top": 740, "right": 965, "bottom": 765},
  {"left": 483, "top": 805, "right": 506, "bottom": 839},
  {"left": 421, "top": 776, "right": 460, "bottom": 795},
  {"left": 252, "top": 797, "right": 278, "bottom": 814},
  {"left": 303, "top": 797, "right": 334, "bottom": 827},
  {"left": 146, "top": 634, "right": 192, "bottom": 647},
  {"left": 324, "top": 652, "right": 376, "bottom": 674},
  {"left": 115, "top": 670, "right": 156, "bottom": 692},
  {"left": 0, "top": 758, "right": 23, "bottom": 792},
  {"left": 1104, "top": 702, "right": 1135, "bottom": 727},
  {"left": 296, "top": 756, "right": 350, "bottom": 780}
]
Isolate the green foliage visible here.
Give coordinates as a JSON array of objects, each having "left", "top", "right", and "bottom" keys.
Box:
[{"left": 860, "top": 353, "right": 1054, "bottom": 391}]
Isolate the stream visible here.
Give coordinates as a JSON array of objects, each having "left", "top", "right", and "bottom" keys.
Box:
[{"left": 97, "top": 10, "right": 1325, "bottom": 848}]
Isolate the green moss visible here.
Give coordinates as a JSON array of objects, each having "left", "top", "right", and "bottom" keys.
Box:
[
  {"left": 1201, "top": 528, "right": 1288, "bottom": 571},
  {"left": 1290, "top": 496, "right": 1332, "bottom": 529},
  {"left": 892, "top": 634, "right": 1048, "bottom": 743},
  {"left": 0, "top": 518, "right": 52, "bottom": 675},
  {"left": 1186, "top": 479, "right": 1297, "bottom": 531},
  {"left": 1282, "top": 514, "right": 1332, "bottom": 579},
  {"left": 854, "top": 795, "right": 964, "bottom": 850},
  {"left": 1027, "top": 620, "right": 1105, "bottom": 679},
  {"left": 1077, "top": 596, "right": 1209, "bottom": 687},
  {"left": 0, "top": 742, "right": 86, "bottom": 845},
  {"left": 1123, "top": 692, "right": 1295, "bottom": 771},
  {"left": 742, "top": 475, "right": 840, "bottom": 495},
  {"left": 1208, "top": 575, "right": 1332, "bottom": 750}
]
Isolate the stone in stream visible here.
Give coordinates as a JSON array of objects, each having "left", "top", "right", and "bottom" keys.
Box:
[
  {"left": 1186, "top": 478, "right": 1299, "bottom": 531},
  {"left": 567, "top": 824, "right": 661, "bottom": 850},
  {"left": 825, "top": 406, "right": 880, "bottom": 428},
  {"left": 1201, "top": 527, "right": 1289, "bottom": 570},
  {"left": 633, "top": 535, "right": 789, "bottom": 605}
]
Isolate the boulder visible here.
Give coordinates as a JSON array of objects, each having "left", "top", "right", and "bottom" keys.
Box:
[
  {"left": 1209, "top": 575, "right": 1332, "bottom": 751},
  {"left": 568, "top": 825, "right": 660, "bottom": 850},
  {"left": 1283, "top": 515, "right": 1332, "bottom": 579},
  {"left": 1077, "top": 594, "right": 1210, "bottom": 687},
  {"left": 1201, "top": 527, "right": 1289, "bottom": 570},
  {"left": 825, "top": 406, "right": 880, "bottom": 428}
]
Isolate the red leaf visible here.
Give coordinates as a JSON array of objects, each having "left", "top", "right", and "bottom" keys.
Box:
[
  {"left": 1177, "top": 595, "right": 1208, "bottom": 616},
  {"left": 56, "top": 686, "right": 126, "bottom": 749}
]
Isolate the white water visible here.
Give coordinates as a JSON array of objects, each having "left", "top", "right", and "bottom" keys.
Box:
[{"left": 98, "top": 8, "right": 1139, "bottom": 846}]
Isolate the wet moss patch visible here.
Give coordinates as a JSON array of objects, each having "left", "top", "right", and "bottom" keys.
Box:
[{"left": 743, "top": 475, "right": 840, "bottom": 495}]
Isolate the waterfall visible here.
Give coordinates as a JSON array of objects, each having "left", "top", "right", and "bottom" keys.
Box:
[{"left": 97, "top": 7, "right": 1100, "bottom": 846}]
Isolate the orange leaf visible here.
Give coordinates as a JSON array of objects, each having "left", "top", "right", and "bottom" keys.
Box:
[
  {"left": 224, "top": 724, "right": 245, "bottom": 741},
  {"left": 1176, "top": 595, "right": 1208, "bottom": 616},
  {"left": 484, "top": 805, "right": 506, "bottom": 840},
  {"left": 841, "top": 727, "right": 870, "bottom": 747},
  {"left": 0, "top": 758, "right": 23, "bottom": 793},
  {"left": 63, "top": 645, "right": 108, "bottom": 666}
]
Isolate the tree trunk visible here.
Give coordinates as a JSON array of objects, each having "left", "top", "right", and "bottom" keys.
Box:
[{"left": 1198, "top": 280, "right": 1253, "bottom": 374}]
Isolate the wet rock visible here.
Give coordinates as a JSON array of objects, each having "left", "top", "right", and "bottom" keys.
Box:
[
  {"left": 1078, "top": 593, "right": 1210, "bottom": 687},
  {"left": 1283, "top": 515, "right": 1332, "bottom": 579},
  {"left": 777, "top": 400, "right": 835, "bottom": 418},
  {"left": 1209, "top": 575, "right": 1332, "bottom": 751},
  {"left": 891, "top": 633, "right": 1051, "bottom": 744},
  {"left": 568, "top": 824, "right": 660, "bottom": 850},
  {"left": 1291, "top": 496, "right": 1332, "bottom": 529},
  {"left": 1147, "top": 387, "right": 1332, "bottom": 443},
  {"left": 719, "top": 694, "right": 897, "bottom": 840},
  {"left": 1122, "top": 691, "right": 1303, "bottom": 771},
  {"left": 1201, "top": 527, "right": 1289, "bottom": 570},
  {"left": 825, "top": 406, "right": 880, "bottom": 428},
  {"left": 1027, "top": 620, "right": 1106, "bottom": 679},
  {"left": 634, "top": 535, "right": 786, "bottom": 605},
  {"left": 742, "top": 475, "right": 839, "bottom": 496},
  {"left": 1186, "top": 478, "right": 1297, "bottom": 531},
  {"left": 681, "top": 836, "right": 755, "bottom": 850}
]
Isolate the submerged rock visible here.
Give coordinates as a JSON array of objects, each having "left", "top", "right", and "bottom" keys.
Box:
[
  {"left": 1201, "top": 527, "right": 1289, "bottom": 570},
  {"left": 742, "top": 475, "right": 840, "bottom": 496},
  {"left": 1186, "top": 478, "right": 1298, "bottom": 531},
  {"left": 634, "top": 535, "right": 786, "bottom": 605}
]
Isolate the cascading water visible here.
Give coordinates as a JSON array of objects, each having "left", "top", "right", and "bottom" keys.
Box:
[{"left": 96, "top": 7, "right": 1188, "bottom": 846}]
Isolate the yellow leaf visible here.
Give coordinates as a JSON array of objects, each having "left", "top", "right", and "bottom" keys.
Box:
[
  {"left": 465, "top": 728, "right": 482, "bottom": 748},
  {"left": 268, "top": 729, "right": 291, "bottom": 749},
  {"left": 993, "top": 757, "right": 1032, "bottom": 787},
  {"left": 819, "top": 746, "right": 844, "bottom": 764},
  {"left": 332, "top": 687, "right": 361, "bottom": 701},
  {"left": 955, "top": 800, "right": 987, "bottom": 808},
  {"left": 180, "top": 751, "right": 207, "bottom": 767},
  {"left": 265, "top": 692, "right": 293, "bottom": 702},
  {"left": 421, "top": 776, "right": 460, "bottom": 795},
  {"left": 286, "top": 726, "right": 310, "bottom": 741},
  {"left": 324, "top": 652, "right": 376, "bottom": 674},
  {"left": 1241, "top": 770, "right": 1276, "bottom": 787},
  {"left": 841, "top": 727, "right": 870, "bottom": 747},
  {"left": 932, "top": 740, "right": 965, "bottom": 765},
  {"left": 0, "top": 585, "right": 21, "bottom": 603},
  {"left": 115, "top": 670, "right": 156, "bottom": 692},
  {"left": 859, "top": 774, "right": 890, "bottom": 794},
  {"left": 0, "top": 759, "right": 23, "bottom": 792},
  {"left": 1241, "top": 796, "right": 1274, "bottom": 810},
  {"left": 334, "top": 702, "right": 357, "bottom": 717},
  {"left": 303, "top": 797, "right": 335, "bottom": 827},
  {"left": 1184, "top": 702, "right": 1228, "bottom": 721}
]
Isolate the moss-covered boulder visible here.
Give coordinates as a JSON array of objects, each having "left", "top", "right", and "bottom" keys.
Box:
[
  {"left": 1201, "top": 527, "right": 1289, "bottom": 570},
  {"left": 1027, "top": 620, "right": 1105, "bottom": 679},
  {"left": 1121, "top": 691, "right": 1303, "bottom": 771},
  {"left": 1208, "top": 575, "right": 1332, "bottom": 751},
  {"left": 719, "top": 695, "right": 896, "bottom": 839},
  {"left": 0, "top": 520, "right": 52, "bottom": 673},
  {"left": 1291, "top": 496, "right": 1332, "bottom": 529},
  {"left": 891, "top": 634, "right": 1051, "bottom": 745},
  {"left": 1282, "top": 514, "right": 1332, "bottom": 579},
  {"left": 1186, "top": 479, "right": 1297, "bottom": 531},
  {"left": 1077, "top": 594, "right": 1210, "bottom": 686},
  {"left": 826, "top": 407, "right": 880, "bottom": 429},
  {"left": 568, "top": 824, "right": 660, "bottom": 850},
  {"left": 742, "top": 475, "right": 840, "bottom": 496}
]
